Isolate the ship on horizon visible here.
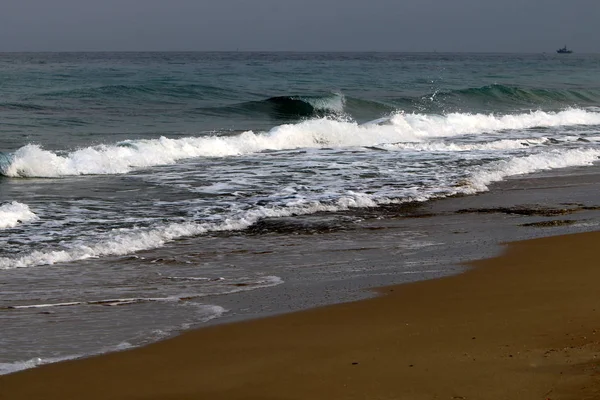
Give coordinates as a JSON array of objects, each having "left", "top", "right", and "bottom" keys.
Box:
[{"left": 557, "top": 45, "right": 573, "bottom": 54}]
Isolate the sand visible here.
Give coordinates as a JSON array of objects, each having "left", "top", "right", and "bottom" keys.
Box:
[{"left": 2, "top": 231, "right": 600, "bottom": 400}]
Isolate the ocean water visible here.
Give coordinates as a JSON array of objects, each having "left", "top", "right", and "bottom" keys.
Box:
[{"left": 2, "top": 52, "right": 600, "bottom": 374}]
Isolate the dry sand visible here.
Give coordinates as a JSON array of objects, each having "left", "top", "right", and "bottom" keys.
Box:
[{"left": 2, "top": 231, "right": 600, "bottom": 400}]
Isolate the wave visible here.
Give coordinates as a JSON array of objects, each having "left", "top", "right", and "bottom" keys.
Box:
[
  {"left": 1, "top": 146, "right": 599, "bottom": 270},
  {"left": 0, "top": 200, "right": 372, "bottom": 269},
  {"left": 17, "top": 84, "right": 600, "bottom": 119},
  {"left": 0, "top": 202, "right": 39, "bottom": 229},
  {"left": 3, "top": 108, "right": 600, "bottom": 178},
  {"left": 452, "top": 84, "right": 600, "bottom": 104},
  {"left": 410, "top": 84, "right": 600, "bottom": 113},
  {"left": 467, "top": 148, "right": 600, "bottom": 192},
  {"left": 200, "top": 93, "right": 346, "bottom": 119}
]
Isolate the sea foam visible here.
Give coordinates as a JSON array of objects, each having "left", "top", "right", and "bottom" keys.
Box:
[
  {"left": 0, "top": 355, "right": 81, "bottom": 375},
  {"left": 3, "top": 109, "right": 600, "bottom": 178},
  {"left": 1, "top": 145, "right": 599, "bottom": 270},
  {"left": 379, "top": 137, "right": 549, "bottom": 152},
  {"left": 467, "top": 148, "right": 600, "bottom": 192},
  {"left": 0, "top": 197, "right": 376, "bottom": 269},
  {"left": 0, "top": 202, "right": 38, "bottom": 229}
]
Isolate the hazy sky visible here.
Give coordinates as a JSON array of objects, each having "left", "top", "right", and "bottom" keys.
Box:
[{"left": 1, "top": 0, "right": 598, "bottom": 52}]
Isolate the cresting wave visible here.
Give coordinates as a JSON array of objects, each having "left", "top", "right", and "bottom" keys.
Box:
[
  {"left": 209, "top": 93, "right": 346, "bottom": 118},
  {"left": 0, "top": 202, "right": 39, "bottom": 229},
  {"left": 2, "top": 108, "right": 600, "bottom": 178},
  {"left": 1, "top": 147, "right": 599, "bottom": 270},
  {"left": 16, "top": 85, "right": 600, "bottom": 116}
]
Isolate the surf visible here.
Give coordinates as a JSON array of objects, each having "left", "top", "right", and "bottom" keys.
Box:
[
  {"left": 3, "top": 108, "right": 600, "bottom": 178},
  {"left": 0, "top": 202, "right": 39, "bottom": 229},
  {"left": 2, "top": 146, "right": 600, "bottom": 270}
]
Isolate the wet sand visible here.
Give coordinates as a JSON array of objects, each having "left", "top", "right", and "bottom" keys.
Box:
[{"left": 2, "top": 231, "right": 600, "bottom": 399}]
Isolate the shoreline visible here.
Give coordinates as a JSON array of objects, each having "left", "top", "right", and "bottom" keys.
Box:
[
  {"left": 3, "top": 166, "right": 600, "bottom": 379},
  {"left": 198, "top": 166, "right": 600, "bottom": 328},
  {"left": 2, "top": 230, "right": 600, "bottom": 399}
]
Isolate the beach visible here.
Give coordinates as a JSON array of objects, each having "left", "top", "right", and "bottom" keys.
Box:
[
  {"left": 2, "top": 52, "right": 600, "bottom": 397},
  {"left": 3, "top": 52, "right": 600, "bottom": 368},
  {"left": 2, "top": 227, "right": 600, "bottom": 399}
]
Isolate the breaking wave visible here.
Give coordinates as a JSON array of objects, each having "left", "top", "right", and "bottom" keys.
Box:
[
  {"left": 467, "top": 148, "right": 600, "bottom": 192},
  {"left": 1, "top": 146, "right": 599, "bottom": 270},
  {"left": 3, "top": 108, "right": 600, "bottom": 178},
  {"left": 199, "top": 93, "right": 346, "bottom": 119}
]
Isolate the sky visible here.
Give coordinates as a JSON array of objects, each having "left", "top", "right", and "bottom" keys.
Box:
[{"left": 0, "top": 0, "right": 598, "bottom": 52}]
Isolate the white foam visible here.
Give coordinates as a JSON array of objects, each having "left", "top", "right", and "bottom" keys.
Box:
[
  {"left": 0, "top": 202, "right": 39, "bottom": 229},
  {"left": 388, "top": 109, "right": 600, "bottom": 137},
  {"left": 3, "top": 108, "right": 600, "bottom": 178},
  {"left": 302, "top": 93, "right": 345, "bottom": 113},
  {"left": 2, "top": 140, "right": 599, "bottom": 271},
  {"left": 380, "top": 137, "right": 549, "bottom": 152},
  {"left": 467, "top": 148, "right": 600, "bottom": 192},
  {"left": 0, "top": 355, "right": 80, "bottom": 375},
  {"left": 0, "top": 342, "right": 141, "bottom": 375},
  {"left": 6, "top": 297, "right": 176, "bottom": 309},
  {"left": 0, "top": 146, "right": 598, "bottom": 270},
  {"left": 0, "top": 194, "right": 381, "bottom": 269}
]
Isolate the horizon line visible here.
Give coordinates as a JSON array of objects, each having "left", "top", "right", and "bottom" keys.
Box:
[{"left": 0, "top": 50, "right": 594, "bottom": 54}]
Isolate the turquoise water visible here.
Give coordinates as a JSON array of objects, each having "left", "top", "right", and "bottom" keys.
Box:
[
  {"left": 2, "top": 52, "right": 600, "bottom": 152},
  {"left": 2, "top": 52, "right": 600, "bottom": 372}
]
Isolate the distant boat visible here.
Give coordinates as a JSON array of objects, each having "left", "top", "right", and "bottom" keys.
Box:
[{"left": 556, "top": 45, "right": 573, "bottom": 54}]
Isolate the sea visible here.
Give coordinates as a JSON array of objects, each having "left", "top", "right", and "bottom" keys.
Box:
[{"left": 2, "top": 52, "right": 600, "bottom": 374}]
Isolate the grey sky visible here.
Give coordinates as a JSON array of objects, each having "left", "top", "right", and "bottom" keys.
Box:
[{"left": 1, "top": 0, "right": 598, "bottom": 52}]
